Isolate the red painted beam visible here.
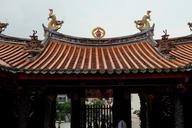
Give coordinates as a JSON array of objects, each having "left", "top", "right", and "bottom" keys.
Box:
[{"left": 13, "top": 72, "right": 191, "bottom": 81}]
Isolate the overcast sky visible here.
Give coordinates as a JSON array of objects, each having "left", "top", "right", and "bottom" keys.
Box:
[{"left": 0, "top": 0, "right": 192, "bottom": 39}]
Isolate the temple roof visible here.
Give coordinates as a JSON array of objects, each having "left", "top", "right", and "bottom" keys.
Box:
[
  {"left": 0, "top": 26, "right": 192, "bottom": 75},
  {"left": 165, "top": 35, "right": 192, "bottom": 66}
]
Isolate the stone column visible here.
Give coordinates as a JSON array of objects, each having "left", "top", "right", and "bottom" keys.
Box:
[
  {"left": 139, "top": 94, "right": 148, "bottom": 128},
  {"left": 44, "top": 95, "right": 56, "bottom": 128},
  {"left": 182, "top": 86, "right": 192, "bottom": 128},
  {"left": 174, "top": 94, "right": 184, "bottom": 128},
  {"left": 147, "top": 94, "right": 175, "bottom": 128},
  {"left": 71, "top": 90, "right": 81, "bottom": 128},
  {"left": 14, "top": 87, "right": 35, "bottom": 128},
  {"left": 28, "top": 90, "right": 45, "bottom": 128},
  {"left": 145, "top": 94, "right": 156, "bottom": 128},
  {"left": 15, "top": 95, "right": 33, "bottom": 128},
  {"left": 0, "top": 89, "right": 16, "bottom": 128},
  {"left": 113, "top": 88, "right": 131, "bottom": 128}
]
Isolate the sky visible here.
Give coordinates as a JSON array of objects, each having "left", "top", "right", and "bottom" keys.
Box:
[{"left": 0, "top": 0, "right": 192, "bottom": 39}]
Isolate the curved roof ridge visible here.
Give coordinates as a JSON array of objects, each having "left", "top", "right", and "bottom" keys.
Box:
[
  {"left": 49, "top": 35, "right": 148, "bottom": 47},
  {"left": 43, "top": 24, "right": 155, "bottom": 46},
  {"left": 156, "top": 34, "right": 192, "bottom": 45},
  {"left": 0, "top": 33, "right": 32, "bottom": 44}
]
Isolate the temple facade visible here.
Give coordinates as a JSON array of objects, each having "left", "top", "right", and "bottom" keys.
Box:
[{"left": 0, "top": 11, "right": 192, "bottom": 128}]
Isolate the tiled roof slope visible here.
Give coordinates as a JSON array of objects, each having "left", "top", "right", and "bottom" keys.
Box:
[
  {"left": 170, "top": 43, "right": 192, "bottom": 64},
  {"left": 0, "top": 34, "right": 29, "bottom": 67},
  {"left": 169, "top": 35, "right": 192, "bottom": 65},
  {"left": 0, "top": 27, "right": 191, "bottom": 74}
]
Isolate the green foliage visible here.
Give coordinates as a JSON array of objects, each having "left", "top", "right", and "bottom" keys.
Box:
[
  {"left": 133, "top": 110, "right": 140, "bottom": 117},
  {"left": 86, "top": 98, "right": 105, "bottom": 108},
  {"left": 93, "top": 99, "right": 104, "bottom": 107},
  {"left": 56, "top": 100, "right": 71, "bottom": 121},
  {"left": 56, "top": 100, "right": 71, "bottom": 113}
]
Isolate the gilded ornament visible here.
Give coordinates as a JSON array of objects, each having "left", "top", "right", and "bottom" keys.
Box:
[
  {"left": 135, "top": 10, "right": 151, "bottom": 31},
  {"left": 48, "top": 9, "right": 64, "bottom": 31},
  {"left": 92, "top": 27, "right": 105, "bottom": 38}
]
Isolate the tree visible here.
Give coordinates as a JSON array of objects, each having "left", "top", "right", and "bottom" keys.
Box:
[
  {"left": 56, "top": 100, "right": 71, "bottom": 121},
  {"left": 133, "top": 110, "right": 140, "bottom": 117},
  {"left": 92, "top": 99, "right": 104, "bottom": 107}
]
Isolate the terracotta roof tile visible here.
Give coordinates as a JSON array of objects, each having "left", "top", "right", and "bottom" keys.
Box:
[
  {"left": 170, "top": 43, "right": 192, "bottom": 65},
  {"left": 0, "top": 59, "right": 10, "bottom": 67},
  {"left": 16, "top": 39, "right": 181, "bottom": 71},
  {"left": 0, "top": 28, "right": 192, "bottom": 74},
  {"left": 121, "top": 46, "right": 139, "bottom": 69}
]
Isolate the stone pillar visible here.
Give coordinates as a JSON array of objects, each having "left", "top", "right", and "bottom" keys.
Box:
[
  {"left": 28, "top": 90, "right": 45, "bottom": 128},
  {"left": 139, "top": 94, "right": 148, "bottom": 128},
  {"left": 182, "top": 85, "right": 192, "bottom": 128},
  {"left": 144, "top": 94, "right": 157, "bottom": 128},
  {"left": 0, "top": 89, "right": 16, "bottom": 128},
  {"left": 113, "top": 88, "right": 131, "bottom": 128},
  {"left": 147, "top": 94, "right": 175, "bottom": 128},
  {"left": 175, "top": 94, "right": 184, "bottom": 128},
  {"left": 16, "top": 96, "right": 31, "bottom": 128},
  {"left": 14, "top": 87, "right": 34, "bottom": 128},
  {"left": 71, "top": 90, "right": 81, "bottom": 128},
  {"left": 44, "top": 95, "right": 56, "bottom": 128}
]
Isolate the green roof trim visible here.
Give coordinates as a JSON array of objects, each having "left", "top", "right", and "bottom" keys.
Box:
[{"left": 0, "top": 65, "right": 192, "bottom": 75}]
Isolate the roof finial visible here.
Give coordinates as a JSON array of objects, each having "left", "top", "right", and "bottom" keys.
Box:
[
  {"left": 188, "top": 22, "right": 192, "bottom": 31},
  {"left": 0, "top": 21, "right": 8, "bottom": 33},
  {"left": 135, "top": 10, "right": 152, "bottom": 31},
  {"left": 47, "top": 9, "right": 64, "bottom": 31},
  {"left": 161, "top": 29, "right": 169, "bottom": 40},
  {"left": 92, "top": 27, "right": 106, "bottom": 39},
  {"left": 25, "top": 30, "right": 44, "bottom": 59},
  {"left": 30, "top": 30, "right": 38, "bottom": 40},
  {"left": 157, "top": 30, "right": 175, "bottom": 59}
]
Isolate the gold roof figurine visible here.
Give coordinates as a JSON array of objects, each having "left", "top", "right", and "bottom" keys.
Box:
[
  {"left": 135, "top": 10, "right": 151, "bottom": 31},
  {"left": 48, "top": 9, "right": 64, "bottom": 31}
]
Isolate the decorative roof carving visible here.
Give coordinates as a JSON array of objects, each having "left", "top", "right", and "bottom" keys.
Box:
[
  {"left": 157, "top": 30, "right": 175, "bottom": 59},
  {"left": 161, "top": 30, "right": 169, "bottom": 40},
  {"left": 156, "top": 34, "right": 192, "bottom": 46},
  {"left": 135, "top": 10, "right": 152, "bottom": 31},
  {"left": 25, "top": 30, "right": 44, "bottom": 59},
  {"left": 188, "top": 22, "right": 192, "bottom": 31},
  {"left": 0, "top": 22, "right": 8, "bottom": 33},
  {"left": 48, "top": 9, "right": 64, "bottom": 31},
  {"left": 92, "top": 27, "right": 106, "bottom": 38}
]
